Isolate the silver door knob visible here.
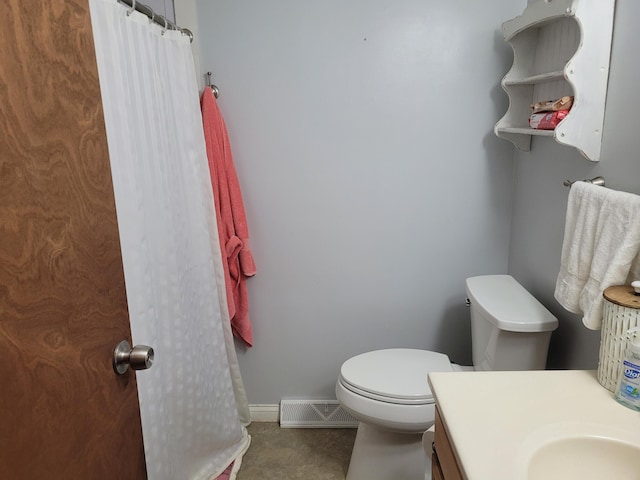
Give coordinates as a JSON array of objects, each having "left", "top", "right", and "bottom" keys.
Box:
[{"left": 113, "top": 340, "right": 154, "bottom": 375}]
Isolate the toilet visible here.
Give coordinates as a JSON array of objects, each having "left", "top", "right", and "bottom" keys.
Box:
[{"left": 335, "top": 275, "right": 558, "bottom": 480}]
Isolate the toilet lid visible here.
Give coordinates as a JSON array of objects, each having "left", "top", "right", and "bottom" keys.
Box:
[{"left": 339, "top": 349, "right": 452, "bottom": 405}]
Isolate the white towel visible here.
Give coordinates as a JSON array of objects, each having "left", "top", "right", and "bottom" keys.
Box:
[{"left": 555, "top": 182, "right": 640, "bottom": 329}]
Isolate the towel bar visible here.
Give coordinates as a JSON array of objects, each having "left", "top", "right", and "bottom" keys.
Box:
[{"left": 563, "top": 176, "right": 605, "bottom": 187}]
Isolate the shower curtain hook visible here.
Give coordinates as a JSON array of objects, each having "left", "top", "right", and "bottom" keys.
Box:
[
  {"left": 161, "top": 16, "right": 168, "bottom": 35},
  {"left": 126, "top": 0, "right": 136, "bottom": 16}
]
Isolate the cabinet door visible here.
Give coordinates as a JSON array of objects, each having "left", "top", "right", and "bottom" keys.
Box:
[
  {"left": 434, "top": 407, "right": 464, "bottom": 480},
  {"left": 432, "top": 450, "right": 446, "bottom": 480},
  {"left": 0, "top": 1, "right": 147, "bottom": 477}
]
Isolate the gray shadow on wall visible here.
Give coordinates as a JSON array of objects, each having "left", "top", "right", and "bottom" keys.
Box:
[
  {"left": 490, "top": 28, "right": 513, "bottom": 119},
  {"left": 480, "top": 29, "right": 520, "bottom": 228},
  {"left": 545, "top": 310, "right": 601, "bottom": 370},
  {"left": 435, "top": 303, "right": 473, "bottom": 367}
]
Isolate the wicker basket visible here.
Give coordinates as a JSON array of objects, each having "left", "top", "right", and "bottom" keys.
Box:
[{"left": 597, "top": 285, "right": 640, "bottom": 392}]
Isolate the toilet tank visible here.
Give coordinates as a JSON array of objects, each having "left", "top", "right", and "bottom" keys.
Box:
[{"left": 466, "top": 275, "right": 558, "bottom": 371}]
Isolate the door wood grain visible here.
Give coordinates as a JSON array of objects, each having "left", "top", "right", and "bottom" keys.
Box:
[{"left": 0, "top": 0, "right": 147, "bottom": 477}]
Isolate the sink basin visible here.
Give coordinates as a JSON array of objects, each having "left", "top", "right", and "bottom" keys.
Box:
[
  {"left": 519, "top": 423, "right": 640, "bottom": 480},
  {"left": 528, "top": 436, "right": 640, "bottom": 479}
]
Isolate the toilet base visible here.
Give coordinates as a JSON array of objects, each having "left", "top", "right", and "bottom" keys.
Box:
[{"left": 346, "top": 421, "right": 431, "bottom": 480}]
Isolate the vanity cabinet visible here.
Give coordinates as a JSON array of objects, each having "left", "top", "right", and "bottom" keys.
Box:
[
  {"left": 431, "top": 407, "right": 464, "bottom": 480},
  {"left": 429, "top": 371, "right": 640, "bottom": 479},
  {"left": 494, "top": 0, "right": 615, "bottom": 162}
]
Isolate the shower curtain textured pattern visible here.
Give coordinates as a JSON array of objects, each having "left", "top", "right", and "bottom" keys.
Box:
[{"left": 89, "top": 1, "right": 249, "bottom": 478}]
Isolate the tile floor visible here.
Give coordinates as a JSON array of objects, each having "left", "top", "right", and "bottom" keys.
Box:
[{"left": 236, "top": 423, "right": 357, "bottom": 479}]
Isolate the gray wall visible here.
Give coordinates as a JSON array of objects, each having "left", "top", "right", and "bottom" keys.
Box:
[
  {"left": 173, "top": 0, "right": 640, "bottom": 404},
  {"left": 193, "top": 0, "right": 524, "bottom": 403},
  {"left": 509, "top": 0, "right": 640, "bottom": 370},
  {"left": 143, "top": 0, "right": 175, "bottom": 22}
]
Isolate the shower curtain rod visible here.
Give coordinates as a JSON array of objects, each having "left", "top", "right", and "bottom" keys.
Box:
[{"left": 117, "top": 0, "right": 194, "bottom": 43}]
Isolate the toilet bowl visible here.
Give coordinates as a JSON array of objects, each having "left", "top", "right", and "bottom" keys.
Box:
[
  {"left": 336, "top": 275, "right": 559, "bottom": 480},
  {"left": 337, "top": 349, "right": 452, "bottom": 433},
  {"left": 336, "top": 349, "right": 455, "bottom": 480}
]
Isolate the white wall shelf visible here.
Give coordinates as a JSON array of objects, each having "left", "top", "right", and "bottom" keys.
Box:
[
  {"left": 494, "top": 0, "right": 616, "bottom": 162},
  {"left": 503, "top": 70, "right": 564, "bottom": 86},
  {"left": 499, "top": 127, "right": 555, "bottom": 137}
]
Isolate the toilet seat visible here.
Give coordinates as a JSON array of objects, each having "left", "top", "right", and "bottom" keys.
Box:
[{"left": 339, "top": 349, "right": 452, "bottom": 405}]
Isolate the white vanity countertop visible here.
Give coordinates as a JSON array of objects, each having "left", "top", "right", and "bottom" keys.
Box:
[{"left": 428, "top": 370, "right": 640, "bottom": 480}]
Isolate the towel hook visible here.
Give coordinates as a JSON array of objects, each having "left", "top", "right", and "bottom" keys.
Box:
[
  {"left": 206, "top": 71, "right": 219, "bottom": 98},
  {"left": 563, "top": 176, "right": 605, "bottom": 187}
]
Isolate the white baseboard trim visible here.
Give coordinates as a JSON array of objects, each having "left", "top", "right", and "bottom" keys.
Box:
[{"left": 249, "top": 404, "right": 279, "bottom": 422}]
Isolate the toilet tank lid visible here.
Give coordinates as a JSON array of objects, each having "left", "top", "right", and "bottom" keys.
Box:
[{"left": 465, "top": 275, "right": 558, "bottom": 332}]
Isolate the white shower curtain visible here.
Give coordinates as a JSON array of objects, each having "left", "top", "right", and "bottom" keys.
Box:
[{"left": 88, "top": 0, "right": 250, "bottom": 478}]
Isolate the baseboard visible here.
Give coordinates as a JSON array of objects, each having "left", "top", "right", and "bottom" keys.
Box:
[{"left": 249, "top": 404, "right": 279, "bottom": 422}]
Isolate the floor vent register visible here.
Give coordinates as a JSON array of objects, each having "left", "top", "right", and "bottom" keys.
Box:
[{"left": 279, "top": 399, "right": 359, "bottom": 428}]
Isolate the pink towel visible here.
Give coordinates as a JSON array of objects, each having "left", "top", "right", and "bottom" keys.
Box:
[
  {"left": 201, "top": 88, "right": 256, "bottom": 346},
  {"left": 215, "top": 461, "right": 234, "bottom": 480}
]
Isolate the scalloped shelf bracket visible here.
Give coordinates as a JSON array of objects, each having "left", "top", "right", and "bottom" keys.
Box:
[{"left": 494, "top": 0, "right": 616, "bottom": 162}]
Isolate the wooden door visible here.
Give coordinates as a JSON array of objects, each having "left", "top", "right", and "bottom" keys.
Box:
[{"left": 0, "top": 1, "right": 147, "bottom": 478}]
